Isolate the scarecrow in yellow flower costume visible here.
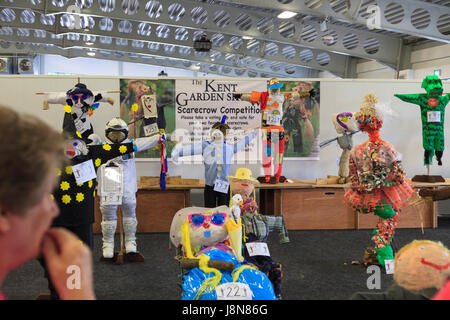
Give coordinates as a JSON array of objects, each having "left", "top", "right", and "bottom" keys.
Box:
[{"left": 170, "top": 205, "right": 276, "bottom": 300}]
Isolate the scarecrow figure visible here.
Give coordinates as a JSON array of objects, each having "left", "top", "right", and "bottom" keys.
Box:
[{"left": 344, "top": 93, "right": 416, "bottom": 268}]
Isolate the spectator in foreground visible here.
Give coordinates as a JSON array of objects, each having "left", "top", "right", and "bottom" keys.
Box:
[{"left": 0, "top": 105, "right": 95, "bottom": 300}]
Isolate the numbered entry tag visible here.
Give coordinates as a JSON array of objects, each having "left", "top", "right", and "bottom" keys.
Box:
[
  {"left": 143, "top": 123, "right": 159, "bottom": 136},
  {"left": 141, "top": 94, "right": 157, "bottom": 119},
  {"left": 214, "top": 178, "right": 229, "bottom": 194},
  {"left": 245, "top": 242, "right": 271, "bottom": 257},
  {"left": 74, "top": 114, "right": 91, "bottom": 134},
  {"left": 427, "top": 111, "right": 441, "bottom": 123},
  {"left": 71, "top": 160, "right": 97, "bottom": 185},
  {"left": 385, "top": 259, "right": 395, "bottom": 275},
  {"left": 216, "top": 282, "right": 253, "bottom": 300},
  {"left": 266, "top": 113, "right": 281, "bottom": 126}
]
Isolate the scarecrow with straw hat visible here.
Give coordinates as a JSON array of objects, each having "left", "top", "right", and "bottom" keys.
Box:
[{"left": 228, "top": 167, "right": 289, "bottom": 299}]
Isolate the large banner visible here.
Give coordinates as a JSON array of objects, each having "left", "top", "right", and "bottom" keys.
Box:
[
  {"left": 174, "top": 79, "right": 266, "bottom": 163},
  {"left": 119, "top": 78, "right": 320, "bottom": 160}
]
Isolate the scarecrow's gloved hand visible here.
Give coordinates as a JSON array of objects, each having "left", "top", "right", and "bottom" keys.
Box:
[
  {"left": 232, "top": 93, "right": 242, "bottom": 100},
  {"left": 66, "top": 98, "right": 73, "bottom": 107},
  {"left": 94, "top": 93, "right": 103, "bottom": 102},
  {"left": 309, "top": 89, "right": 316, "bottom": 98}
]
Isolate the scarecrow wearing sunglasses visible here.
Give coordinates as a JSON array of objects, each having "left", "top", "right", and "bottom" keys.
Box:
[
  {"left": 40, "top": 83, "right": 113, "bottom": 143},
  {"left": 233, "top": 78, "right": 315, "bottom": 183},
  {"left": 394, "top": 75, "right": 450, "bottom": 166},
  {"left": 344, "top": 93, "right": 416, "bottom": 268},
  {"left": 170, "top": 205, "right": 277, "bottom": 300}
]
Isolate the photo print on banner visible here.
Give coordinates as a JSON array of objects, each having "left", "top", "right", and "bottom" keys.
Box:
[
  {"left": 119, "top": 78, "right": 320, "bottom": 161},
  {"left": 119, "top": 78, "right": 176, "bottom": 159}
]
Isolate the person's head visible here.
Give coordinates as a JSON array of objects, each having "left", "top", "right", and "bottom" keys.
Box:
[{"left": 0, "top": 105, "right": 66, "bottom": 272}]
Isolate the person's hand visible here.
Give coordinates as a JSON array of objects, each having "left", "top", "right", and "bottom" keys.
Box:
[{"left": 41, "top": 228, "right": 95, "bottom": 300}]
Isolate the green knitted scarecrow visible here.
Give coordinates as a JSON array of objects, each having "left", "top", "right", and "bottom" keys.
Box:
[{"left": 394, "top": 75, "right": 449, "bottom": 166}]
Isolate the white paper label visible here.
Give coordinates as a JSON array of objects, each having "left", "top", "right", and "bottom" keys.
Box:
[
  {"left": 143, "top": 123, "right": 159, "bottom": 136},
  {"left": 99, "top": 165, "right": 124, "bottom": 205},
  {"left": 215, "top": 283, "right": 253, "bottom": 300},
  {"left": 267, "top": 114, "right": 281, "bottom": 126},
  {"left": 141, "top": 94, "right": 157, "bottom": 119},
  {"left": 71, "top": 160, "right": 96, "bottom": 185},
  {"left": 73, "top": 114, "right": 91, "bottom": 134},
  {"left": 385, "top": 259, "right": 395, "bottom": 274},
  {"left": 213, "top": 179, "right": 229, "bottom": 194},
  {"left": 245, "top": 242, "right": 271, "bottom": 257},
  {"left": 427, "top": 111, "right": 441, "bottom": 123}
]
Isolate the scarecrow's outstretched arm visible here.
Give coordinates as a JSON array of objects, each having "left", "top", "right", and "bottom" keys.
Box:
[
  {"left": 232, "top": 92, "right": 253, "bottom": 102},
  {"left": 394, "top": 93, "right": 422, "bottom": 105}
]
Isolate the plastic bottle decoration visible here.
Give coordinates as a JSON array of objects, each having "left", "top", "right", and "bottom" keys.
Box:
[
  {"left": 344, "top": 93, "right": 416, "bottom": 268},
  {"left": 394, "top": 75, "right": 450, "bottom": 167}
]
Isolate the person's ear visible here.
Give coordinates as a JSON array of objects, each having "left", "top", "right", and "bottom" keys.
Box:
[{"left": 0, "top": 207, "right": 12, "bottom": 234}]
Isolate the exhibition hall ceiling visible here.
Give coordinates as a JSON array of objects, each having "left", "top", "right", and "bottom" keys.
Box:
[{"left": 0, "top": 0, "right": 448, "bottom": 77}]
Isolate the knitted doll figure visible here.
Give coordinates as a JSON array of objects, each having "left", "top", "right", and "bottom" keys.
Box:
[
  {"left": 394, "top": 75, "right": 450, "bottom": 166},
  {"left": 344, "top": 93, "right": 416, "bottom": 267}
]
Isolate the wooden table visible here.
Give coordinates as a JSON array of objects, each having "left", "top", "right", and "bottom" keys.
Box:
[
  {"left": 258, "top": 179, "right": 450, "bottom": 230},
  {"left": 93, "top": 178, "right": 450, "bottom": 233}
]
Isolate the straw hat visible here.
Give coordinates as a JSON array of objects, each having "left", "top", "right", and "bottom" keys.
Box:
[{"left": 227, "top": 168, "right": 259, "bottom": 183}]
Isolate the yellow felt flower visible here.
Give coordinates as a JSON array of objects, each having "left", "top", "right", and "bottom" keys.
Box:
[
  {"left": 60, "top": 181, "right": 70, "bottom": 191},
  {"left": 64, "top": 105, "right": 72, "bottom": 113},
  {"left": 119, "top": 145, "right": 127, "bottom": 154},
  {"left": 102, "top": 144, "right": 112, "bottom": 151},
  {"left": 77, "top": 183, "right": 84, "bottom": 187},
  {"left": 65, "top": 166, "right": 73, "bottom": 175},
  {"left": 76, "top": 131, "right": 82, "bottom": 138},
  {"left": 61, "top": 194, "right": 71, "bottom": 204},
  {"left": 132, "top": 103, "right": 138, "bottom": 112},
  {"left": 88, "top": 180, "right": 93, "bottom": 188},
  {"left": 56, "top": 169, "right": 62, "bottom": 176},
  {"left": 76, "top": 193, "right": 85, "bottom": 203},
  {"left": 93, "top": 190, "right": 96, "bottom": 197},
  {"left": 95, "top": 158, "right": 102, "bottom": 167}
]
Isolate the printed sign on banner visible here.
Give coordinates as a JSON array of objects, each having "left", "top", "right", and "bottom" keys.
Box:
[{"left": 175, "top": 79, "right": 266, "bottom": 164}]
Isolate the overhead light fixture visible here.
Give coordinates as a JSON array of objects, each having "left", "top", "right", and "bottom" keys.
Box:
[
  {"left": 86, "top": 51, "right": 96, "bottom": 56},
  {"left": 85, "top": 42, "right": 94, "bottom": 46},
  {"left": 242, "top": 36, "right": 253, "bottom": 40},
  {"left": 193, "top": 34, "right": 212, "bottom": 52},
  {"left": 277, "top": 11, "right": 297, "bottom": 19}
]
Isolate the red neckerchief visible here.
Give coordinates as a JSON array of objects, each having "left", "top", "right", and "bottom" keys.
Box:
[{"left": 260, "top": 91, "right": 269, "bottom": 110}]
